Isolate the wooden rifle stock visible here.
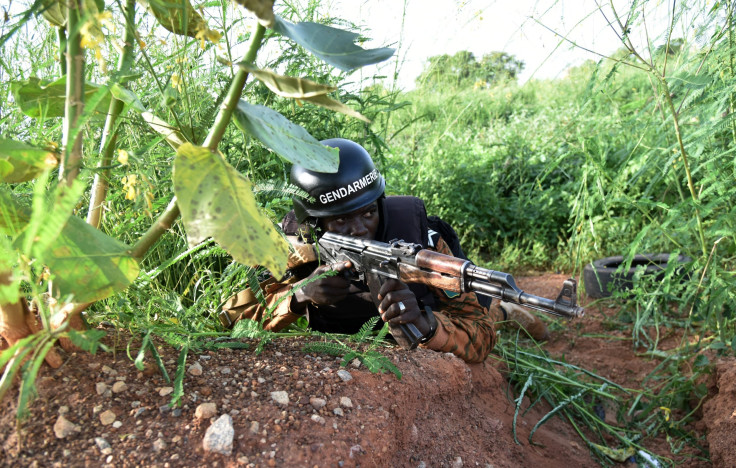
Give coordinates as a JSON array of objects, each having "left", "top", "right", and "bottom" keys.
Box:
[{"left": 317, "top": 232, "right": 584, "bottom": 320}]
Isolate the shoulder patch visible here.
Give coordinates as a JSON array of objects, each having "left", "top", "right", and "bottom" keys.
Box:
[{"left": 443, "top": 289, "right": 460, "bottom": 299}]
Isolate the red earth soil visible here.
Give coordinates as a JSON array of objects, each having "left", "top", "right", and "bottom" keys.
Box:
[{"left": 0, "top": 273, "right": 732, "bottom": 467}]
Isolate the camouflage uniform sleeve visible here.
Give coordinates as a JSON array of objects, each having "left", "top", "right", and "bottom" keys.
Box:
[
  {"left": 419, "top": 237, "right": 497, "bottom": 363},
  {"left": 221, "top": 276, "right": 305, "bottom": 332},
  {"left": 221, "top": 236, "right": 318, "bottom": 331}
]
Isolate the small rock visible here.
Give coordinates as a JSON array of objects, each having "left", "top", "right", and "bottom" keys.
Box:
[
  {"left": 111, "top": 381, "right": 127, "bottom": 393},
  {"left": 58, "top": 405, "right": 69, "bottom": 415},
  {"left": 53, "top": 415, "right": 79, "bottom": 439},
  {"left": 95, "top": 383, "right": 108, "bottom": 395},
  {"left": 195, "top": 402, "right": 217, "bottom": 419},
  {"left": 92, "top": 405, "right": 103, "bottom": 414},
  {"left": 101, "top": 365, "right": 117, "bottom": 375},
  {"left": 159, "top": 405, "right": 171, "bottom": 415},
  {"left": 452, "top": 456, "right": 463, "bottom": 468},
  {"left": 336, "top": 370, "right": 353, "bottom": 382},
  {"left": 159, "top": 387, "right": 174, "bottom": 397},
  {"left": 270, "top": 391, "right": 289, "bottom": 406},
  {"left": 310, "top": 414, "right": 325, "bottom": 424},
  {"left": 257, "top": 377, "right": 266, "bottom": 384},
  {"left": 350, "top": 358, "right": 361, "bottom": 369},
  {"left": 99, "top": 410, "right": 116, "bottom": 426},
  {"left": 131, "top": 401, "right": 141, "bottom": 408},
  {"left": 220, "top": 367, "right": 231, "bottom": 375},
  {"left": 94, "top": 437, "right": 111, "bottom": 452},
  {"left": 202, "top": 414, "right": 234, "bottom": 455},
  {"left": 340, "top": 397, "right": 353, "bottom": 408},
  {"left": 112, "top": 421, "right": 122, "bottom": 429},
  {"left": 153, "top": 438, "right": 166, "bottom": 452},
  {"left": 249, "top": 421, "right": 260, "bottom": 435},
  {"left": 333, "top": 407, "right": 344, "bottom": 417},
  {"left": 188, "top": 362, "right": 203, "bottom": 376},
  {"left": 309, "top": 397, "right": 326, "bottom": 410},
  {"left": 349, "top": 444, "right": 364, "bottom": 459},
  {"left": 132, "top": 408, "right": 146, "bottom": 418},
  {"left": 171, "top": 408, "right": 182, "bottom": 417}
]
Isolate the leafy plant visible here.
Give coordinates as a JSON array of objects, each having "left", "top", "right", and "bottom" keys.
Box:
[
  {"left": 0, "top": 0, "right": 394, "bottom": 419},
  {"left": 303, "top": 316, "right": 402, "bottom": 378}
]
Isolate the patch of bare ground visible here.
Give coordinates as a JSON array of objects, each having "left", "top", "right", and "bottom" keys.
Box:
[{"left": 0, "top": 273, "right": 729, "bottom": 467}]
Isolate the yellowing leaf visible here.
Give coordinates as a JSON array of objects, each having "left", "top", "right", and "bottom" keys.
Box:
[
  {"left": 173, "top": 144, "right": 288, "bottom": 276},
  {"left": 141, "top": 111, "right": 187, "bottom": 149},
  {"left": 145, "top": 0, "right": 208, "bottom": 38},
  {"left": 237, "top": 65, "right": 369, "bottom": 121},
  {"left": 300, "top": 93, "right": 371, "bottom": 123},
  {"left": 239, "top": 63, "right": 335, "bottom": 98},
  {"left": 0, "top": 139, "right": 58, "bottom": 183},
  {"left": 40, "top": 0, "right": 67, "bottom": 27},
  {"left": 231, "top": 0, "right": 274, "bottom": 27},
  {"left": 590, "top": 443, "right": 636, "bottom": 463}
]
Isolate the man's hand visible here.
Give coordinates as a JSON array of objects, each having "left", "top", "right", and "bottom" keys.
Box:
[
  {"left": 292, "top": 261, "right": 353, "bottom": 311},
  {"left": 377, "top": 279, "right": 433, "bottom": 337}
]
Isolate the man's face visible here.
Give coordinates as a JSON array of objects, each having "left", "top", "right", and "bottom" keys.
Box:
[{"left": 320, "top": 202, "right": 380, "bottom": 240}]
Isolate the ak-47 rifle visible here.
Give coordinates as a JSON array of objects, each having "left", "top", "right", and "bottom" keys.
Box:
[{"left": 317, "top": 232, "right": 584, "bottom": 349}]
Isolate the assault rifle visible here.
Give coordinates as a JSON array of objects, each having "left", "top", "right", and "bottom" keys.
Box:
[{"left": 317, "top": 232, "right": 584, "bottom": 349}]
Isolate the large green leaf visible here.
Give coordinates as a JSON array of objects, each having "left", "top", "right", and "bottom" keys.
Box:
[
  {"left": 173, "top": 143, "right": 289, "bottom": 276},
  {"left": 234, "top": 100, "right": 338, "bottom": 172},
  {"left": 0, "top": 243, "right": 20, "bottom": 305},
  {"left": 238, "top": 64, "right": 370, "bottom": 123},
  {"left": 42, "top": 215, "right": 140, "bottom": 303},
  {"left": 0, "top": 139, "right": 58, "bottom": 183},
  {"left": 0, "top": 186, "right": 30, "bottom": 237},
  {"left": 1, "top": 187, "right": 139, "bottom": 303},
  {"left": 272, "top": 16, "right": 394, "bottom": 72},
  {"left": 10, "top": 77, "right": 111, "bottom": 118},
  {"left": 145, "top": 0, "right": 208, "bottom": 38},
  {"left": 110, "top": 83, "right": 146, "bottom": 113}
]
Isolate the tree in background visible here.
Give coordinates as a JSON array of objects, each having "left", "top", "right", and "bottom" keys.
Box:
[{"left": 416, "top": 50, "right": 524, "bottom": 88}]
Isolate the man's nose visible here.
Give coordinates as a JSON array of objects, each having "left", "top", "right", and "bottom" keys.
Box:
[{"left": 347, "top": 217, "right": 368, "bottom": 237}]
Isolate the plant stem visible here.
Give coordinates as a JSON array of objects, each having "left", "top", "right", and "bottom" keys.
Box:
[
  {"left": 131, "top": 22, "right": 266, "bottom": 259},
  {"left": 203, "top": 22, "right": 265, "bottom": 149},
  {"left": 59, "top": 0, "right": 85, "bottom": 187},
  {"left": 659, "top": 78, "right": 708, "bottom": 257},
  {"left": 57, "top": 26, "right": 67, "bottom": 75},
  {"left": 130, "top": 197, "right": 180, "bottom": 260},
  {"left": 87, "top": 0, "right": 137, "bottom": 228}
]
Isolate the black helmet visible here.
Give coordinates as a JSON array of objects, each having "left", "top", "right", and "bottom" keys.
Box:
[{"left": 291, "top": 138, "right": 385, "bottom": 223}]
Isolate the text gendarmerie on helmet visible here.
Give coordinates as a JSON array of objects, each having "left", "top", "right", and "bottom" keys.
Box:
[{"left": 318, "top": 169, "right": 380, "bottom": 205}]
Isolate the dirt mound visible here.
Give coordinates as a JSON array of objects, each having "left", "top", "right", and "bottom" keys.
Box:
[
  {"left": 0, "top": 335, "right": 595, "bottom": 467},
  {"left": 703, "top": 358, "right": 736, "bottom": 468},
  {"left": 0, "top": 274, "right": 730, "bottom": 467}
]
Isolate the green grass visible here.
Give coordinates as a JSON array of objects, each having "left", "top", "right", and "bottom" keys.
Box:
[{"left": 1, "top": 1, "right": 735, "bottom": 464}]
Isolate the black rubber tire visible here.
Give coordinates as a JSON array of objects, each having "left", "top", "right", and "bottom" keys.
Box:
[{"left": 583, "top": 254, "right": 692, "bottom": 299}]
